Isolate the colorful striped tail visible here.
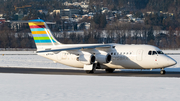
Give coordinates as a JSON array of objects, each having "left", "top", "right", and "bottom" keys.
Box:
[{"left": 28, "top": 19, "right": 61, "bottom": 49}]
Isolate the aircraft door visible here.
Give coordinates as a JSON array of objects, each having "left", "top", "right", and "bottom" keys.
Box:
[
  {"left": 57, "top": 52, "right": 62, "bottom": 61},
  {"left": 136, "top": 49, "right": 143, "bottom": 61}
]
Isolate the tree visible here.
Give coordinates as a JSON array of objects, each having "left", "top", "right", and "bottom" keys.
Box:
[
  {"left": 93, "top": 13, "right": 107, "bottom": 29},
  {"left": 147, "top": 26, "right": 155, "bottom": 43}
]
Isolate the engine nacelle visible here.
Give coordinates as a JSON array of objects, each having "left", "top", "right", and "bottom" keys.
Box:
[
  {"left": 95, "top": 53, "right": 111, "bottom": 63},
  {"left": 77, "top": 54, "right": 96, "bottom": 65}
]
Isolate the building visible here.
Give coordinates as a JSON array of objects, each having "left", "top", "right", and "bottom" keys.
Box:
[
  {"left": 0, "top": 18, "right": 5, "bottom": 24},
  {"left": 82, "top": 14, "right": 93, "bottom": 19},
  {"left": 80, "top": 4, "right": 89, "bottom": 9},
  {"left": 60, "top": 9, "right": 79, "bottom": 18},
  {"left": 38, "top": 10, "right": 48, "bottom": 15},
  {"left": 0, "top": 14, "right": 3, "bottom": 18},
  {"left": 63, "top": 1, "right": 89, "bottom": 7},
  {"left": 53, "top": 10, "right": 60, "bottom": 15},
  {"left": 14, "top": 13, "right": 24, "bottom": 20},
  {"left": 52, "top": 9, "right": 80, "bottom": 18}
]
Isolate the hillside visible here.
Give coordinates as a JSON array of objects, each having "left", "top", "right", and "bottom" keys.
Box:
[
  {"left": 90, "top": 0, "right": 180, "bottom": 12},
  {"left": 1, "top": 0, "right": 180, "bottom": 13}
]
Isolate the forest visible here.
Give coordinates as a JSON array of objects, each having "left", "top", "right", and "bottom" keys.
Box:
[
  {"left": 0, "top": 23, "right": 180, "bottom": 50},
  {"left": 90, "top": 0, "right": 180, "bottom": 12},
  {"left": 1, "top": 0, "right": 180, "bottom": 12},
  {"left": 1, "top": 0, "right": 180, "bottom": 49}
]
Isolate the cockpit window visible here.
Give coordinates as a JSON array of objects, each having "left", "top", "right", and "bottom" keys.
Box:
[
  {"left": 157, "top": 51, "right": 164, "bottom": 54},
  {"left": 152, "top": 51, "right": 157, "bottom": 55},
  {"left": 148, "top": 51, "right": 152, "bottom": 55}
]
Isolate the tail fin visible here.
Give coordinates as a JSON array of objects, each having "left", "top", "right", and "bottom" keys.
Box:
[{"left": 28, "top": 19, "right": 61, "bottom": 49}]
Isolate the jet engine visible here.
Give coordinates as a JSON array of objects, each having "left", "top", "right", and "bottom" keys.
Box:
[
  {"left": 77, "top": 54, "right": 96, "bottom": 65},
  {"left": 95, "top": 53, "right": 111, "bottom": 63}
]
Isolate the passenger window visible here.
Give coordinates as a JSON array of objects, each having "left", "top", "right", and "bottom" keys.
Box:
[
  {"left": 111, "top": 53, "right": 113, "bottom": 55},
  {"left": 114, "top": 53, "right": 116, "bottom": 55}
]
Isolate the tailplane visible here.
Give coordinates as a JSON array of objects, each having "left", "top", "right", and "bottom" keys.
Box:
[{"left": 28, "top": 19, "right": 61, "bottom": 50}]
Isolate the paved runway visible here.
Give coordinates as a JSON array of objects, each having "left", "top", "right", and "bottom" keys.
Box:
[{"left": 0, "top": 67, "right": 180, "bottom": 77}]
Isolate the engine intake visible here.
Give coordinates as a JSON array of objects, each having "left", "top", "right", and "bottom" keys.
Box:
[{"left": 96, "top": 53, "right": 111, "bottom": 63}]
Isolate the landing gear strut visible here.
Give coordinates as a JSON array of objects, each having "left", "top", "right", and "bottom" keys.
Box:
[
  {"left": 160, "top": 68, "right": 166, "bottom": 75},
  {"left": 86, "top": 64, "right": 96, "bottom": 74}
]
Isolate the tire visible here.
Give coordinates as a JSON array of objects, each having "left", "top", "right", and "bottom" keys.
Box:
[
  {"left": 160, "top": 70, "right": 166, "bottom": 75},
  {"left": 86, "top": 70, "right": 92, "bottom": 73},
  {"left": 106, "top": 69, "right": 115, "bottom": 73}
]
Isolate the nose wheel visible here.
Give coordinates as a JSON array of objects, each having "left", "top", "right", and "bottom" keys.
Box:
[{"left": 160, "top": 68, "right": 166, "bottom": 75}]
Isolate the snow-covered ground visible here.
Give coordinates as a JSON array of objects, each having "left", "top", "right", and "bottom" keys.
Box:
[
  {"left": 0, "top": 51, "right": 36, "bottom": 55},
  {"left": 0, "top": 73, "right": 180, "bottom": 101},
  {"left": 0, "top": 51, "right": 180, "bottom": 101},
  {"left": 163, "top": 49, "right": 180, "bottom": 53},
  {"left": 0, "top": 51, "right": 73, "bottom": 69}
]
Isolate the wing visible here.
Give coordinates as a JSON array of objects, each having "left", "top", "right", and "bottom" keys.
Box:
[{"left": 37, "top": 44, "right": 112, "bottom": 53}]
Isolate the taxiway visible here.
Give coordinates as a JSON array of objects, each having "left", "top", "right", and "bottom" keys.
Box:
[{"left": 0, "top": 67, "right": 180, "bottom": 77}]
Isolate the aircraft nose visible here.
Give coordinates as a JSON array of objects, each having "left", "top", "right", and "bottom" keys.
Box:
[{"left": 168, "top": 58, "right": 177, "bottom": 66}]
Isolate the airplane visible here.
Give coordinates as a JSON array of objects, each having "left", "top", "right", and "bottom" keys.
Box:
[{"left": 24, "top": 19, "right": 176, "bottom": 74}]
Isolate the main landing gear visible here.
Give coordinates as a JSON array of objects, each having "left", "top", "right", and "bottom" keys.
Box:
[
  {"left": 85, "top": 63, "right": 115, "bottom": 74},
  {"left": 105, "top": 69, "right": 115, "bottom": 73},
  {"left": 85, "top": 64, "right": 96, "bottom": 74},
  {"left": 160, "top": 68, "right": 166, "bottom": 75}
]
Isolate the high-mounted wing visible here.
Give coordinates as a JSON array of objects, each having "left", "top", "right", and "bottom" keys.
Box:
[{"left": 37, "top": 44, "right": 112, "bottom": 53}]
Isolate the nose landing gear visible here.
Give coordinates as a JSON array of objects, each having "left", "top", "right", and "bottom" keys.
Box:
[{"left": 160, "top": 68, "right": 166, "bottom": 75}]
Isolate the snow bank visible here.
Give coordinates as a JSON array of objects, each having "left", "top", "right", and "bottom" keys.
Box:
[
  {"left": 0, "top": 54, "right": 73, "bottom": 69},
  {"left": 0, "top": 51, "right": 36, "bottom": 55},
  {"left": 163, "top": 50, "right": 180, "bottom": 54}
]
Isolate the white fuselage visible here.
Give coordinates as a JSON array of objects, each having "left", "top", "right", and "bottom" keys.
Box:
[{"left": 37, "top": 44, "right": 177, "bottom": 70}]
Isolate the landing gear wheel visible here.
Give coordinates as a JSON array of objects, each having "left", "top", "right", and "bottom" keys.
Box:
[
  {"left": 160, "top": 70, "right": 166, "bottom": 75},
  {"left": 86, "top": 70, "right": 93, "bottom": 73},
  {"left": 86, "top": 69, "right": 95, "bottom": 73},
  {"left": 105, "top": 69, "right": 115, "bottom": 73}
]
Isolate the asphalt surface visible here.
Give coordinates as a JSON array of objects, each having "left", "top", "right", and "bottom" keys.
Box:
[{"left": 0, "top": 67, "right": 180, "bottom": 77}]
